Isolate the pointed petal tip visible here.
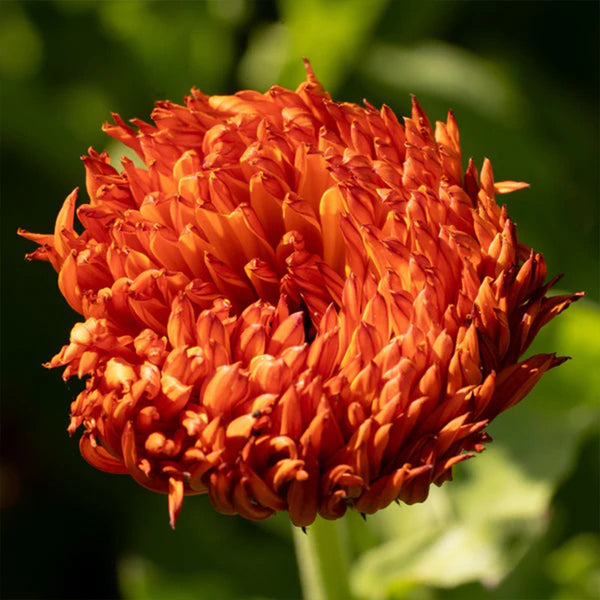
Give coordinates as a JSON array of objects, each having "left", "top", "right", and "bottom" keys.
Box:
[
  {"left": 494, "top": 180, "right": 531, "bottom": 194},
  {"left": 168, "top": 477, "right": 184, "bottom": 530},
  {"left": 552, "top": 355, "right": 571, "bottom": 368},
  {"left": 301, "top": 58, "right": 323, "bottom": 90}
]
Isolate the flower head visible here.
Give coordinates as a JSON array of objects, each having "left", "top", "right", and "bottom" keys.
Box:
[{"left": 20, "top": 60, "right": 582, "bottom": 528}]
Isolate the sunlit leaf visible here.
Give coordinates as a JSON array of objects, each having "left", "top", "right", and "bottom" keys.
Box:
[
  {"left": 362, "top": 41, "right": 521, "bottom": 120},
  {"left": 239, "top": 0, "right": 389, "bottom": 92},
  {"left": 351, "top": 447, "right": 550, "bottom": 598},
  {"left": 545, "top": 534, "right": 600, "bottom": 599},
  {"left": 238, "top": 23, "right": 290, "bottom": 91}
]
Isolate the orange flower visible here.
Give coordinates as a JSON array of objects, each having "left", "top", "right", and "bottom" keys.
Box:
[{"left": 20, "top": 61, "right": 581, "bottom": 528}]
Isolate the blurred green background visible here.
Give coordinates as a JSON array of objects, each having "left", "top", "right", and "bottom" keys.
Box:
[{"left": 1, "top": 1, "right": 598, "bottom": 599}]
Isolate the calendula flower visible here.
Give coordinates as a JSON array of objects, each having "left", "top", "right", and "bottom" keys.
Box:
[{"left": 20, "top": 60, "right": 581, "bottom": 528}]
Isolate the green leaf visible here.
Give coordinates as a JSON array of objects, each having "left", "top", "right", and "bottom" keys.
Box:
[
  {"left": 0, "top": 3, "right": 43, "bottom": 80},
  {"left": 239, "top": 0, "right": 389, "bottom": 93},
  {"left": 361, "top": 41, "right": 521, "bottom": 120},
  {"left": 119, "top": 554, "right": 236, "bottom": 600},
  {"left": 351, "top": 447, "right": 550, "bottom": 599}
]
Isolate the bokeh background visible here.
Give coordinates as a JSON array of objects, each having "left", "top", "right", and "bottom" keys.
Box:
[{"left": 1, "top": 1, "right": 598, "bottom": 599}]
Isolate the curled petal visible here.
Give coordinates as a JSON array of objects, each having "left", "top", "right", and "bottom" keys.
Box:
[{"left": 80, "top": 434, "right": 128, "bottom": 474}]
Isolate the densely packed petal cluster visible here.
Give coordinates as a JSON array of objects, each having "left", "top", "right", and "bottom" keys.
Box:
[{"left": 21, "top": 61, "right": 581, "bottom": 527}]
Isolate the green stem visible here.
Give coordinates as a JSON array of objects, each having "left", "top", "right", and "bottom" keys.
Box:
[{"left": 292, "top": 516, "right": 353, "bottom": 600}]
